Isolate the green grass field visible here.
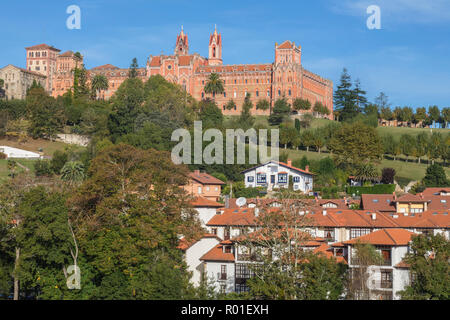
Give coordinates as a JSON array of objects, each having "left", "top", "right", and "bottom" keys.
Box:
[
  {"left": 0, "top": 158, "right": 37, "bottom": 183},
  {"left": 0, "top": 137, "right": 83, "bottom": 157}
]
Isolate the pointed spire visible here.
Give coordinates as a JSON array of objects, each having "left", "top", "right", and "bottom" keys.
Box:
[{"left": 181, "top": 25, "right": 184, "bottom": 36}]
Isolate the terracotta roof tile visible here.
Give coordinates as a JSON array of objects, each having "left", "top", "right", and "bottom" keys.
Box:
[
  {"left": 200, "top": 243, "right": 235, "bottom": 262},
  {"left": 191, "top": 196, "right": 223, "bottom": 208},
  {"left": 207, "top": 208, "right": 256, "bottom": 226},
  {"left": 277, "top": 41, "right": 293, "bottom": 49},
  {"left": 343, "top": 228, "right": 417, "bottom": 246},
  {"left": 422, "top": 187, "right": 450, "bottom": 196},
  {"left": 25, "top": 43, "right": 60, "bottom": 51},
  {"left": 177, "top": 233, "right": 220, "bottom": 251},
  {"left": 361, "top": 194, "right": 396, "bottom": 212},
  {"left": 189, "top": 171, "right": 225, "bottom": 185}
]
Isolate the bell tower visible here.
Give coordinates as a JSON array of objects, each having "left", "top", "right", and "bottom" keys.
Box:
[
  {"left": 208, "top": 25, "right": 222, "bottom": 66},
  {"left": 175, "top": 26, "right": 189, "bottom": 55}
]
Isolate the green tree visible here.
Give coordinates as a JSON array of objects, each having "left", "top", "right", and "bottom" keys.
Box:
[
  {"left": 399, "top": 134, "right": 416, "bottom": 162},
  {"left": 128, "top": 58, "right": 139, "bottom": 78},
  {"left": 225, "top": 99, "right": 236, "bottom": 110},
  {"left": 400, "top": 234, "right": 449, "bottom": 300},
  {"left": 60, "top": 161, "right": 85, "bottom": 185},
  {"left": 413, "top": 107, "right": 427, "bottom": 127},
  {"left": 50, "top": 150, "right": 68, "bottom": 174},
  {"left": 292, "top": 98, "right": 311, "bottom": 112},
  {"left": 256, "top": 99, "right": 270, "bottom": 111},
  {"left": 90, "top": 74, "right": 109, "bottom": 100},
  {"left": 415, "top": 132, "right": 429, "bottom": 163},
  {"left": 199, "top": 98, "right": 223, "bottom": 129},
  {"left": 269, "top": 97, "right": 290, "bottom": 125},
  {"left": 238, "top": 93, "right": 255, "bottom": 129},
  {"left": 422, "top": 164, "right": 448, "bottom": 187},
  {"left": 204, "top": 73, "right": 224, "bottom": 99},
  {"left": 428, "top": 106, "right": 440, "bottom": 127},
  {"left": 334, "top": 68, "right": 359, "bottom": 121},
  {"left": 328, "top": 122, "right": 383, "bottom": 169},
  {"left": 352, "top": 78, "right": 367, "bottom": 110}
]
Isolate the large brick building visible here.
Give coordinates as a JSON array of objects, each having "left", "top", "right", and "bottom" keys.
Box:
[
  {"left": 22, "top": 27, "right": 333, "bottom": 117},
  {"left": 147, "top": 27, "right": 333, "bottom": 117}
]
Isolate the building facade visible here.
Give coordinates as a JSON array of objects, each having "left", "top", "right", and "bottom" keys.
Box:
[
  {"left": 0, "top": 64, "right": 46, "bottom": 100},
  {"left": 147, "top": 27, "right": 333, "bottom": 117},
  {"left": 25, "top": 44, "right": 60, "bottom": 93},
  {"left": 52, "top": 51, "right": 83, "bottom": 98}
]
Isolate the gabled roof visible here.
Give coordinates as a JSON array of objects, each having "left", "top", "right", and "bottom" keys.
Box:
[
  {"left": 177, "top": 233, "right": 220, "bottom": 251},
  {"left": 343, "top": 228, "right": 417, "bottom": 246},
  {"left": 395, "top": 193, "right": 427, "bottom": 203},
  {"left": 200, "top": 243, "right": 235, "bottom": 262},
  {"left": 277, "top": 41, "right": 293, "bottom": 49},
  {"left": 178, "top": 55, "right": 193, "bottom": 66},
  {"left": 191, "top": 196, "right": 223, "bottom": 208},
  {"left": 361, "top": 194, "right": 396, "bottom": 212},
  {"left": 91, "top": 64, "right": 119, "bottom": 70},
  {"left": 189, "top": 171, "right": 225, "bottom": 185},
  {"left": 149, "top": 56, "right": 161, "bottom": 67},
  {"left": 422, "top": 187, "right": 450, "bottom": 196},
  {"left": 240, "top": 160, "right": 314, "bottom": 176},
  {"left": 0, "top": 64, "right": 46, "bottom": 78},
  {"left": 207, "top": 208, "right": 256, "bottom": 226}
]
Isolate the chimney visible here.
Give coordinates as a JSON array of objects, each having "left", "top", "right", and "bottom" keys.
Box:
[
  {"left": 287, "top": 159, "right": 292, "bottom": 167},
  {"left": 371, "top": 213, "right": 376, "bottom": 220},
  {"left": 194, "top": 169, "right": 200, "bottom": 176},
  {"left": 344, "top": 196, "right": 347, "bottom": 205},
  {"left": 315, "top": 196, "right": 318, "bottom": 204},
  {"left": 225, "top": 196, "right": 230, "bottom": 208},
  {"left": 322, "top": 210, "right": 327, "bottom": 216},
  {"left": 305, "top": 165, "right": 309, "bottom": 172}
]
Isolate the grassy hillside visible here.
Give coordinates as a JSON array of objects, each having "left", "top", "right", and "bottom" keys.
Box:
[{"left": 0, "top": 137, "right": 84, "bottom": 157}]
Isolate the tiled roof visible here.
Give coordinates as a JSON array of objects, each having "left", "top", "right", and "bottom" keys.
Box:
[
  {"left": 149, "top": 56, "right": 161, "bottom": 67},
  {"left": 1, "top": 64, "right": 46, "bottom": 78},
  {"left": 395, "top": 193, "right": 427, "bottom": 202},
  {"left": 313, "top": 243, "right": 348, "bottom": 264},
  {"left": 91, "top": 64, "right": 119, "bottom": 70},
  {"left": 177, "top": 233, "right": 220, "bottom": 251},
  {"left": 200, "top": 243, "right": 235, "bottom": 262},
  {"left": 361, "top": 194, "right": 396, "bottom": 212},
  {"left": 189, "top": 171, "right": 225, "bottom": 185},
  {"left": 240, "top": 160, "right": 314, "bottom": 176},
  {"left": 343, "top": 228, "right": 417, "bottom": 246},
  {"left": 178, "top": 55, "right": 193, "bottom": 66},
  {"left": 422, "top": 187, "right": 450, "bottom": 196},
  {"left": 395, "top": 260, "right": 410, "bottom": 268},
  {"left": 197, "top": 64, "right": 272, "bottom": 74},
  {"left": 191, "top": 196, "right": 223, "bottom": 208},
  {"left": 207, "top": 208, "right": 256, "bottom": 226},
  {"left": 25, "top": 43, "right": 60, "bottom": 51}
]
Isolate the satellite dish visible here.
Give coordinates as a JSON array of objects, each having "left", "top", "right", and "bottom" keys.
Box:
[{"left": 236, "top": 197, "right": 247, "bottom": 207}]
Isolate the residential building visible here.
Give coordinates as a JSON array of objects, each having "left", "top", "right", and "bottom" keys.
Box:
[
  {"left": 52, "top": 51, "right": 83, "bottom": 97},
  {"left": 241, "top": 159, "right": 314, "bottom": 192},
  {"left": 0, "top": 64, "right": 46, "bottom": 100},
  {"left": 184, "top": 170, "right": 225, "bottom": 202}
]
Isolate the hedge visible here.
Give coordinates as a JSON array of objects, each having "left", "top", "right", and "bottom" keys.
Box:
[{"left": 346, "top": 184, "right": 395, "bottom": 195}]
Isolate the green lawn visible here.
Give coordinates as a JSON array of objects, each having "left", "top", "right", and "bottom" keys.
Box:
[
  {"left": 283, "top": 149, "right": 450, "bottom": 183},
  {"left": 0, "top": 137, "right": 84, "bottom": 157},
  {"left": 0, "top": 158, "right": 37, "bottom": 183}
]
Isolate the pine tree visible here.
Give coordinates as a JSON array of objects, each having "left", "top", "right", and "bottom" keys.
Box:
[
  {"left": 333, "top": 68, "right": 358, "bottom": 121},
  {"left": 128, "top": 58, "right": 139, "bottom": 78}
]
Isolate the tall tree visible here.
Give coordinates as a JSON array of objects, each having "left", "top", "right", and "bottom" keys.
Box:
[
  {"left": 128, "top": 58, "right": 139, "bottom": 78},
  {"left": 352, "top": 79, "right": 367, "bottom": 110},
  {"left": 333, "top": 68, "right": 358, "bottom": 121},
  {"left": 422, "top": 164, "right": 448, "bottom": 187},
  {"left": 268, "top": 98, "right": 290, "bottom": 125},
  {"left": 256, "top": 99, "right": 270, "bottom": 111}
]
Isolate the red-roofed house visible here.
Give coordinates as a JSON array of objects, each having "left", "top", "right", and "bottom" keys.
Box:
[{"left": 184, "top": 170, "right": 225, "bottom": 201}]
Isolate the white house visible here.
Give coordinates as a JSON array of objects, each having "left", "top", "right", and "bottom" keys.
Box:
[
  {"left": 241, "top": 160, "right": 314, "bottom": 192},
  {"left": 0, "top": 146, "right": 42, "bottom": 159}
]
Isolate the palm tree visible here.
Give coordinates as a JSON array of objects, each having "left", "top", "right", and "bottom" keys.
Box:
[
  {"left": 91, "top": 74, "right": 109, "bottom": 100},
  {"left": 61, "top": 161, "right": 85, "bottom": 185},
  {"left": 355, "top": 163, "right": 379, "bottom": 184},
  {"left": 204, "top": 73, "right": 224, "bottom": 100}
]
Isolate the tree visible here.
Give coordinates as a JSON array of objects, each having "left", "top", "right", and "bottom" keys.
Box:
[
  {"left": 292, "top": 98, "right": 311, "bottom": 112},
  {"left": 399, "top": 134, "right": 416, "bottom": 162},
  {"left": 72, "top": 64, "right": 90, "bottom": 100},
  {"left": 348, "top": 242, "right": 384, "bottom": 300},
  {"left": 422, "top": 164, "right": 448, "bottom": 187},
  {"left": 51, "top": 150, "right": 68, "bottom": 174},
  {"left": 400, "top": 234, "right": 449, "bottom": 300},
  {"left": 300, "top": 130, "right": 315, "bottom": 152},
  {"left": 269, "top": 98, "right": 290, "bottom": 125},
  {"left": 256, "top": 99, "right": 270, "bottom": 111},
  {"left": 225, "top": 99, "right": 236, "bottom": 111},
  {"left": 66, "top": 144, "right": 203, "bottom": 299},
  {"left": 91, "top": 74, "right": 109, "bottom": 100},
  {"left": 238, "top": 93, "right": 255, "bottom": 129},
  {"left": 199, "top": 98, "right": 223, "bottom": 129},
  {"left": 333, "top": 68, "right": 359, "bottom": 121},
  {"left": 352, "top": 79, "right": 367, "bottom": 110},
  {"left": 442, "top": 107, "right": 450, "bottom": 129},
  {"left": 204, "top": 73, "right": 224, "bottom": 99},
  {"left": 60, "top": 161, "right": 85, "bottom": 185},
  {"left": 328, "top": 122, "right": 383, "bottom": 169},
  {"left": 374, "top": 92, "right": 391, "bottom": 110},
  {"left": 428, "top": 106, "right": 440, "bottom": 127},
  {"left": 128, "top": 58, "right": 139, "bottom": 78},
  {"left": 413, "top": 107, "right": 427, "bottom": 127},
  {"left": 380, "top": 106, "right": 393, "bottom": 121},
  {"left": 415, "top": 133, "right": 428, "bottom": 163},
  {"left": 364, "top": 104, "right": 378, "bottom": 117},
  {"left": 313, "top": 101, "right": 329, "bottom": 118},
  {"left": 355, "top": 163, "right": 379, "bottom": 184},
  {"left": 381, "top": 168, "right": 396, "bottom": 184}
]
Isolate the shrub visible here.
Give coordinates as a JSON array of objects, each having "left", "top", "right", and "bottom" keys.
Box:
[
  {"left": 0, "top": 152, "right": 6, "bottom": 160},
  {"left": 34, "top": 159, "right": 53, "bottom": 177}
]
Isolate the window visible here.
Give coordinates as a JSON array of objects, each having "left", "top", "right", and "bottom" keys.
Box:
[
  {"left": 198, "top": 186, "right": 202, "bottom": 194},
  {"left": 293, "top": 176, "right": 300, "bottom": 183},
  {"left": 350, "top": 228, "right": 371, "bottom": 239},
  {"left": 247, "top": 176, "right": 254, "bottom": 183},
  {"left": 224, "top": 246, "right": 231, "bottom": 253},
  {"left": 278, "top": 173, "right": 288, "bottom": 184},
  {"left": 288, "top": 89, "right": 291, "bottom": 96},
  {"left": 206, "top": 186, "right": 210, "bottom": 192},
  {"left": 256, "top": 90, "right": 259, "bottom": 97},
  {"left": 380, "top": 270, "right": 393, "bottom": 288},
  {"left": 212, "top": 228, "right": 217, "bottom": 235},
  {"left": 219, "top": 265, "right": 227, "bottom": 280},
  {"left": 201, "top": 92, "right": 204, "bottom": 98},
  {"left": 411, "top": 208, "right": 423, "bottom": 213},
  {"left": 324, "top": 228, "right": 335, "bottom": 241},
  {"left": 256, "top": 173, "right": 266, "bottom": 184},
  {"left": 224, "top": 92, "right": 226, "bottom": 97},
  {"left": 278, "top": 90, "right": 281, "bottom": 96}
]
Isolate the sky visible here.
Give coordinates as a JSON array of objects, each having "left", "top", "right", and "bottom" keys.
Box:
[{"left": 1, "top": 0, "right": 449, "bottom": 109}]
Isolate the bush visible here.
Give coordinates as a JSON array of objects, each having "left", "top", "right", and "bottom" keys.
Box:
[
  {"left": 346, "top": 184, "right": 395, "bottom": 195},
  {"left": 34, "top": 159, "right": 53, "bottom": 177},
  {"left": 50, "top": 150, "right": 68, "bottom": 174},
  {"left": 0, "top": 152, "right": 6, "bottom": 160}
]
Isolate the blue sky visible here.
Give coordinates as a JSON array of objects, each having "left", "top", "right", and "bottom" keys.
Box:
[{"left": 1, "top": 0, "right": 449, "bottom": 109}]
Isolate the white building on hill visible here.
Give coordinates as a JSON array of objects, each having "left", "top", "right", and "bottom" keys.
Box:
[{"left": 0, "top": 146, "right": 42, "bottom": 159}]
